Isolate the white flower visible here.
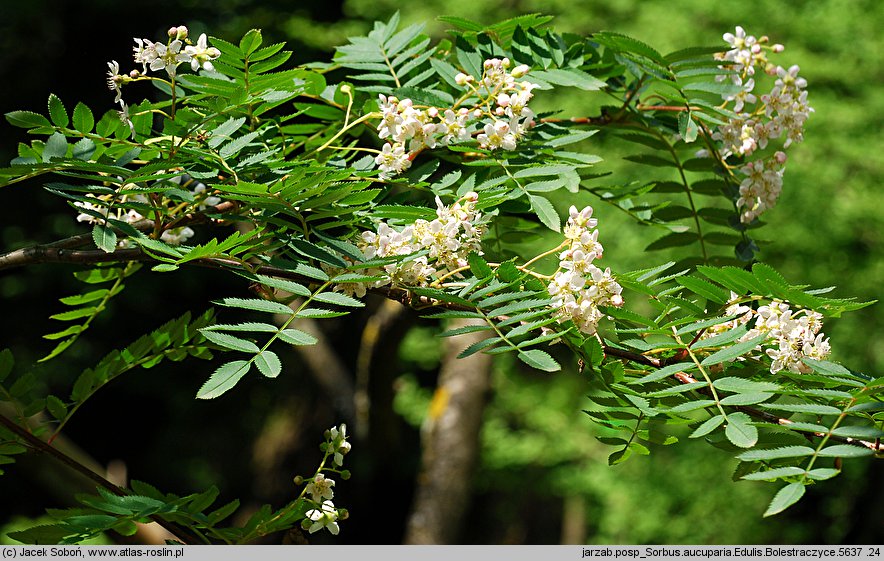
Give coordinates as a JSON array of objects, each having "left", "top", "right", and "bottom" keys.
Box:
[
  {"left": 151, "top": 40, "right": 191, "bottom": 78},
  {"left": 305, "top": 474, "right": 335, "bottom": 502},
  {"left": 374, "top": 142, "right": 411, "bottom": 179},
  {"left": 106, "top": 60, "right": 125, "bottom": 103},
  {"left": 328, "top": 424, "right": 352, "bottom": 467},
  {"left": 477, "top": 120, "right": 517, "bottom": 151},
  {"left": 184, "top": 33, "right": 221, "bottom": 72},
  {"left": 306, "top": 500, "right": 340, "bottom": 535},
  {"left": 161, "top": 226, "right": 195, "bottom": 245},
  {"left": 192, "top": 182, "right": 221, "bottom": 208},
  {"left": 133, "top": 38, "right": 159, "bottom": 73}
]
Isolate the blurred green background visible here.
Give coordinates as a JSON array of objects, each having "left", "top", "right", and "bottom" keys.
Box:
[{"left": 0, "top": 0, "right": 881, "bottom": 545}]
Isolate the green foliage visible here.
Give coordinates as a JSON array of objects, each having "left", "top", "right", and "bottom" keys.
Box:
[{"left": 0, "top": 10, "right": 881, "bottom": 545}]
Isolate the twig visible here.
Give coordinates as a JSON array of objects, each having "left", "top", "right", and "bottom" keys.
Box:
[{"left": 0, "top": 413, "right": 203, "bottom": 544}]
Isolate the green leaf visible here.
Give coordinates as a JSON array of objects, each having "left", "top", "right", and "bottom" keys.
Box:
[
  {"left": 700, "top": 335, "right": 767, "bottom": 366},
  {"left": 689, "top": 414, "right": 724, "bottom": 438},
  {"left": 736, "top": 446, "right": 815, "bottom": 461},
  {"left": 764, "top": 482, "right": 805, "bottom": 517},
  {"left": 48, "top": 93, "right": 69, "bottom": 127},
  {"left": 278, "top": 329, "right": 318, "bottom": 346},
  {"left": 741, "top": 467, "right": 806, "bottom": 481},
  {"left": 197, "top": 360, "right": 251, "bottom": 399},
  {"left": 725, "top": 412, "right": 758, "bottom": 448},
  {"left": 43, "top": 132, "right": 68, "bottom": 161},
  {"left": 761, "top": 403, "right": 841, "bottom": 416},
  {"left": 517, "top": 349, "right": 560, "bottom": 372},
  {"left": 530, "top": 68, "right": 606, "bottom": 90},
  {"left": 801, "top": 358, "right": 852, "bottom": 377},
  {"left": 467, "top": 252, "right": 493, "bottom": 279},
  {"left": 255, "top": 351, "right": 282, "bottom": 378},
  {"left": 92, "top": 224, "right": 117, "bottom": 253},
  {"left": 252, "top": 275, "right": 311, "bottom": 297},
  {"left": 215, "top": 297, "right": 293, "bottom": 315},
  {"left": 199, "top": 331, "right": 260, "bottom": 353},
  {"left": 528, "top": 194, "right": 560, "bottom": 232},
  {"left": 804, "top": 468, "right": 841, "bottom": 481},
  {"left": 201, "top": 322, "right": 279, "bottom": 333},
  {"left": 5, "top": 110, "right": 51, "bottom": 129},
  {"left": 830, "top": 425, "right": 884, "bottom": 439},
  {"left": 719, "top": 392, "right": 774, "bottom": 406},
  {"left": 73, "top": 102, "right": 95, "bottom": 133},
  {"left": 45, "top": 395, "right": 68, "bottom": 420},
  {"left": 713, "top": 377, "right": 780, "bottom": 393},
  {"left": 815, "top": 444, "right": 876, "bottom": 458},
  {"left": 312, "top": 292, "right": 365, "bottom": 307},
  {"left": 676, "top": 275, "right": 729, "bottom": 304},
  {"left": 240, "top": 29, "right": 263, "bottom": 55}
]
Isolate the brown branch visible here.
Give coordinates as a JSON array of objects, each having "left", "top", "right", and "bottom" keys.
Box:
[
  {"left": 0, "top": 413, "right": 204, "bottom": 544},
  {"left": 0, "top": 201, "right": 238, "bottom": 272}
]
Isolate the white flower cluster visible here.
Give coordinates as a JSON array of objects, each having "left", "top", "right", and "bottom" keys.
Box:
[
  {"left": 705, "top": 293, "right": 831, "bottom": 375},
  {"left": 106, "top": 26, "right": 220, "bottom": 136},
  {"left": 547, "top": 206, "right": 623, "bottom": 335},
  {"left": 374, "top": 58, "right": 538, "bottom": 178},
  {"left": 712, "top": 27, "right": 813, "bottom": 223},
  {"left": 303, "top": 424, "right": 352, "bottom": 536},
  {"left": 346, "top": 192, "right": 486, "bottom": 295},
  {"left": 73, "top": 175, "right": 221, "bottom": 247}
]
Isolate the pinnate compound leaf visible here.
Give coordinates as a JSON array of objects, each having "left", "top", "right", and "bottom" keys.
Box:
[
  {"left": 197, "top": 360, "right": 251, "bottom": 399},
  {"left": 764, "top": 482, "right": 805, "bottom": 517}
]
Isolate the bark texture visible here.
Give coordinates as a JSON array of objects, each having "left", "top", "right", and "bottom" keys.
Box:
[{"left": 403, "top": 318, "right": 493, "bottom": 544}]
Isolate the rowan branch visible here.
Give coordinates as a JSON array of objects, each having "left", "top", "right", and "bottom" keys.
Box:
[
  {"left": 0, "top": 412, "right": 204, "bottom": 544},
  {"left": 2, "top": 235, "right": 880, "bottom": 454}
]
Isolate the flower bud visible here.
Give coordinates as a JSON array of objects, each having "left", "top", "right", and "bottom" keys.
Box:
[
  {"left": 501, "top": 57, "right": 510, "bottom": 68},
  {"left": 511, "top": 64, "right": 530, "bottom": 78},
  {"left": 340, "top": 469, "right": 351, "bottom": 480},
  {"left": 168, "top": 27, "right": 179, "bottom": 38},
  {"left": 772, "top": 44, "right": 785, "bottom": 53},
  {"left": 774, "top": 151, "right": 787, "bottom": 164},
  {"left": 427, "top": 107, "right": 439, "bottom": 118},
  {"left": 293, "top": 475, "right": 304, "bottom": 485},
  {"left": 176, "top": 26, "right": 189, "bottom": 40}
]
